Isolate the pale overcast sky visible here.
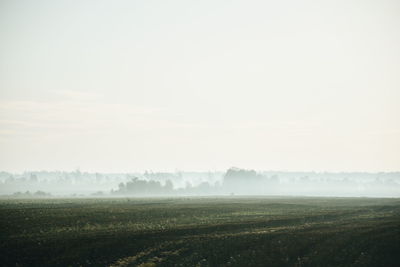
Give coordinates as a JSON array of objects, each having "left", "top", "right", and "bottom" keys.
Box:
[{"left": 0, "top": 0, "right": 399, "bottom": 172}]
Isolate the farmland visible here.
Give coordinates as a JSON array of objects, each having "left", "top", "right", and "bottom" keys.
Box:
[{"left": 1, "top": 197, "right": 399, "bottom": 266}]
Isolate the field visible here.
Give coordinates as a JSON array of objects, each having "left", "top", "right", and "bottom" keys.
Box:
[{"left": 1, "top": 197, "right": 400, "bottom": 267}]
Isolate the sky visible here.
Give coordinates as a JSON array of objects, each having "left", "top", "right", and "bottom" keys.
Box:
[{"left": 0, "top": 0, "right": 399, "bottom": 173}]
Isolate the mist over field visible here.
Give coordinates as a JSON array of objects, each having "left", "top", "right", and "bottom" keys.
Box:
[
  {"left": 1, "top": 168, "right": 399, "bottom": 198},
  {"left": 1, "top": 1, "right": 400, "bottom": 266},
  {"left": 0, "top": 1, "right": 399, "bottom": 200}
]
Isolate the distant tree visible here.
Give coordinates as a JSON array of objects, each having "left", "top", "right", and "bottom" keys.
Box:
[
  {"left": 223, "top": 167, "right": 260, "bottom": 185},
  {"left": 113, "top": 177, "right": 176, "bottom": 195},
  {"left": 164, "top": 180, "right": 174, "bottom": 193},
  {"left": 222, "top": 167, "right": 266, "bottom": 194},
  {"left": 30, "top": 174, "right": 38, "bottom": 183}
]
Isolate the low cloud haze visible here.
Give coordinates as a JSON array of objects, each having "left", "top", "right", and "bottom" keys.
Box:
[
  {"left": 1, "top": 1, "right": 399, "bottom": 174},
  {"left": 1, "top": 168, "right": 399, "bottom": 198}
]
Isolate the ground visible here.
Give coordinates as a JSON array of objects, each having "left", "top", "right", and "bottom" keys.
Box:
[{"left": 1, "top": 197, "right": 399, "bottom": 266}]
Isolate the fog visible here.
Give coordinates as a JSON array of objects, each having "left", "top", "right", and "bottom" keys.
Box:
[
  {"left": 1, "top": 167, "right": 399, "bottom": 198},
  {"left": 1, "top": 1, "right": 399, "bottom": 195},
  {"left": 1, "top": 0, "right": 400, "bottom": 174}
]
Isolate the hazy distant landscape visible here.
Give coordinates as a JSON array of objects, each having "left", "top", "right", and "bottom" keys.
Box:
[
  {"left": 1, "top": 168, "right": 400, "bottom": 198},
  {"left": 2, "top": 169, "right": 399, "bottom": 266},
  {"left": 1, "top": 0, "right": 399, "bottom": 266}
]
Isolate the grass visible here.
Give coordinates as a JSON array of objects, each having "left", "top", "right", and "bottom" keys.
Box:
[{"left": 1, "top": 197, "right": 399, "bottom": 266}]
